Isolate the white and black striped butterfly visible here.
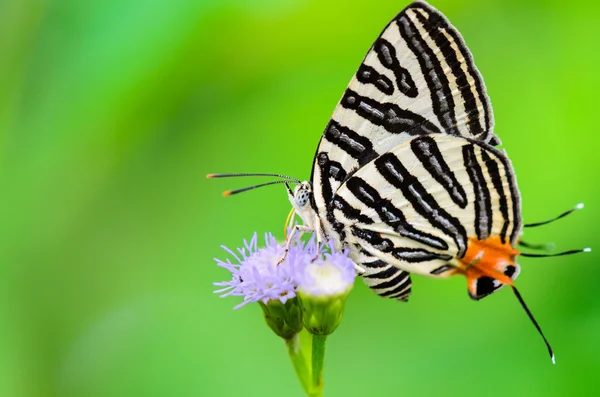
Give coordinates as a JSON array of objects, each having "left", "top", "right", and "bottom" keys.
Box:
[{"left": 210, "top": 1, "right": 588, "bottom": 362}]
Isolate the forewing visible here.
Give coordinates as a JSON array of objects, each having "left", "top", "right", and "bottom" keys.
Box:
[
  {"left": 312, "top": 1, "right": 497, "bottom": 226},
  {"left": 331, "top": 134, "right": 521, "bottom": 277}
]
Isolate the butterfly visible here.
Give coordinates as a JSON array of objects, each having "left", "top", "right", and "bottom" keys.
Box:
[{"left": 209, "top": 1, "right": 588, "bottom": 362}]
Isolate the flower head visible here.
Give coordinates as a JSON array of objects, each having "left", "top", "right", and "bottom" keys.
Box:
[
  {"left": 215, "top": 233, "right": 295, "bottom": 309},
  {"left": 296, "top": 244, "right": 356, "bottom": 297},
  {"left": 296, "top": 241, "right": 357, "bottom": 336},
  {"left": 214, "top": 233, "right": 357, "bottom": 337},
  {"left": 214, "top": 232, "right": 321, "bottom": 309},
  {"left": 215, "top": 232, "right": 318, "bottom": 339}
]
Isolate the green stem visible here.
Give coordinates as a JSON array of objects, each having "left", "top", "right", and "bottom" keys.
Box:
[
  {"left": 285, "top": 334, "right": 311, "bottom": 396},
  {"left": 311, "top": 334, "right": 327, "bottom": 395}
]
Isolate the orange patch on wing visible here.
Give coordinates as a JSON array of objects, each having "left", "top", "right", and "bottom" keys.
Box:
[{"left": 458, "top": 236, "right": 520, "bottom": 288}]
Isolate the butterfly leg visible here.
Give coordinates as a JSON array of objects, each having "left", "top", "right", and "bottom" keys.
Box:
[
  {"left": 310, "top": 216, "right": 323, "bottom": 262},
  {"left": 277, "top": 224, "right": 313, "bottom": 265},
  {"left": 354, "top": 262, "right": 366, "bottom": 275}
]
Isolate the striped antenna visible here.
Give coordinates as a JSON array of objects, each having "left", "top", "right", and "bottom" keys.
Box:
[
  {"left": 520, "top": 247, "right": 591, "bottom": 258},
  {"left": 221, "top": 180, "right": 290, "bottom": 197},
  {"left": 207, "top": 173, "right": 301, "bottom": 183},
  {"left": 511, "top": 287, "right": 555, "bottom": 364},
  {"left": 524, "top": 203, "right": 584, "bottom": 228},
  {"left": 518, "top": 240, "right": 555, "bottom": 252}
]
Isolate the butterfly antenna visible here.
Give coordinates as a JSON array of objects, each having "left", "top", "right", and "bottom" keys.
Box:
[
  {"left": 511, "top": 286, "right": 555, "bottom": 364},
  {"left": 520, "top": 247, "right": 591, "bottom": 258},
  {"left": 222, "top": 180, "right": 290, "bottom": 196},
  {"left": 518, "top": 240, "right": 555, "bottom": 252},
  {"left": 207, "top": 173, "right": 301, "bottom": 183},
  {"left": 524, "top": 203, "right": 584, "bottom": 228}
]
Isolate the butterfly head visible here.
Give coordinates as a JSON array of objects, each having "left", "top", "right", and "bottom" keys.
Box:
[
  {"left": 286, "top": 181, "right": 316, "bottom": 225},
  {"left": 289, "top": 181, "right": 311, "bottom": 208}
]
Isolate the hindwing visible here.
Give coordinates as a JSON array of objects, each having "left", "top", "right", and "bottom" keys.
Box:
[{"left": 331, "top": 134, "right": 521, "bottom": 279}]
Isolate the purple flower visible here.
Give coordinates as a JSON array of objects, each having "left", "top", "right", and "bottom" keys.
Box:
[
  {"left": 294, "top": 241, "right": 356, "bottom": 335},
  {"left": 296, "top": 243, "right": 356, "bottom": 297},
  {"left": 214, "top": 232, "right": 318, "bottom": 309}
]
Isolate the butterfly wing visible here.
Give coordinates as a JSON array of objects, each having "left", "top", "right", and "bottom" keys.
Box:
[
  {"left": 312, "top": 1, "right": 497, "bottom": 220},
  {"left": 310, "top": 2, "right": 499, "bottom": 299},
  {"left": 356, "top": 250, "right": 413, "bottom": 301},
  {"left": 330, "top": 134, "right": 522, "bottom": 299}
]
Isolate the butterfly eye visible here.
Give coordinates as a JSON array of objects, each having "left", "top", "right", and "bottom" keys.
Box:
[{"left": 294, "top": 188, "right": 310, "bottom": 208}]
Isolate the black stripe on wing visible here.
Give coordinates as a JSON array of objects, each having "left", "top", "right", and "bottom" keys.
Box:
[
  {"left": 331, "top": 195, "right": 375, "bottom": 225},
  {"left": 323, "top": 120, "right": 379, "bottom": 167},
  {"left": 360, "top": 258, "right": 412, "bottom": 301},
  {"left": 397, "top": 8, "right": 458, "bottom": 136},
  {"left": 374, "top": 272, "right": 413, "bottom": 299},
  {"left": 430, "top": 264, "right": 454, "bottom": 275},
  {"left": 474, "top": 144, "right": 522, "bottom": 244},
  {"left": 373, "top": 38, "right": 418, "bottom": 97},
  {"left": 481, "top": 150, "right": 510, "bottom": 244},
  {"left": 351, "top": 226, "right": 451, "bottom": 262},
  {"left": 356, "top": 64, "right": 395, "bottom": 96},
  {"left": 314, "top": 152, "right": 349, "bottom": 202},
  {"left": 416, "top": 4, "right": 494, "bottom": 138},
  {"left": 345, "top": 177, "right": 449, "bottom": 251},
  {"left": 315, "top": 152, "right": 347, "bottom": 239},
  {"left": 410, "top": 6, "right": 485, "bottom": 137},
  {"left": 315, "top": 152, "right": 335, "bottom": 206},
  {"left": 392, "top": 247, "right": 452, "bottom": 263},
  {"left": 411, "top": 136, "right": 468, "bottom": 208},
  {"left": 327, "top": 160, "right": 347, "bottom": 182},
  {"left": 340, "top": 89, "right": 441, "bottom": 136},
  {"left": 463, "top": 144, "right": 493, "bottom": 240},
  {"left": 362, "top": 260, "right": 400, "bottom": 279},
  {"left": 351, "top": 226, "right": 394, "bottom": 253},
  {"left": 375, "top": 152, "right": 468, "bottom": 257}
]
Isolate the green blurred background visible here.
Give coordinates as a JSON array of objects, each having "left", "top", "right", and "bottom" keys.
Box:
[{"left": 1, "top": 0, "right": 599, "bottom": 396}]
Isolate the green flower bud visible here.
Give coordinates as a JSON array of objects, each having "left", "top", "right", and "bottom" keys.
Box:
[
  {"left": 297, "top": 252, "right": 356, "bottom": 336},
  {"left": 259, "top": 297, "right": 303, "bottom": 340},
  {"left": 298, "top": 291, "right": 349, "bottom": 335}
]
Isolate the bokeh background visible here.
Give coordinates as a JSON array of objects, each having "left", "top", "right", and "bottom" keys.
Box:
[{"left": 1, "top": 0, "right": 599, "bottom": 396}]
